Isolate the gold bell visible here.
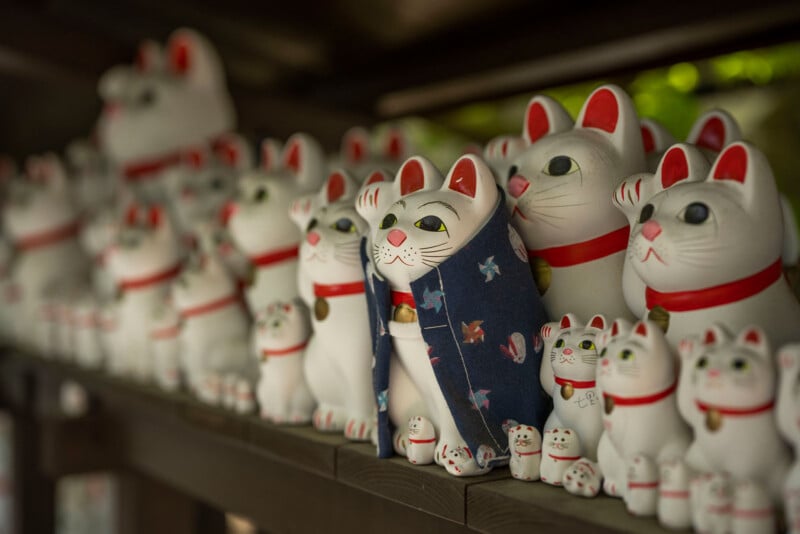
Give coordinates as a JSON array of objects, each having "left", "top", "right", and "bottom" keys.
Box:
[
  {"left": 560, "top": 383, "right": 574, "bottom": 401},
  {"left": 314, "top": 297, "right": 329, "bottom": 321},
  {"left": 531, "top": 257, "right": 551, "bottom": 296},
  {"left": 705, "top": 409, "right": 723, "bottom": 432},
  {"left": 604, "top": 396, "right": 615, "bottom": 415},
  {"left": 393, "top": 303, "right": 417, "bottom": 323},
  {"left": 647, "top": 306, "right": 670, "bottom": 334}
]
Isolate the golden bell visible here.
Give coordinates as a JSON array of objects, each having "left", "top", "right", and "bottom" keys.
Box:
[
  {"left": 243, "top": 264, "right": 256, "bottom": 288},
  {"left": 560, "top": 383, "right": 574, "bottom": 400},
  {"left": 393, "top": 304, "right": 417, "bottom": 323},
  {"left": 314, "top": 297, "right": 329, "bottom": 321},
  {"left": 531, "top": 257, "right": 551, "bottom": 296},
  {"left": 705, "top": 409, "right": 723, "bottom": 432},
  {"left": 647, "top": 306, "right": 670, "bottom": 334},
  {"left": 604, "top": 396, "right": 615, "bottom": 415}
]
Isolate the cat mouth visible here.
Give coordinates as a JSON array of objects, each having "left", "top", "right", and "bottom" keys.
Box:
[
  {"left": 386, "top": 255, "right": 412, "bottom": 266},
  {"left": 642, "top": 247, "right": 665, "bottom": 264},
  {"left": 304, "top": 252, "right": 323, "bottom": 262}
]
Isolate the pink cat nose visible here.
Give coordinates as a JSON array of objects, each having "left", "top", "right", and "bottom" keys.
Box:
[
  {"left": 306, "top": 231, "right": 321, "bottom": 246},
  {"left": 641, "top": 220, "right": 662, "bottom": 242},
  {"left": 601, "top": 359, "right": 610, "bottom": 367},
  {"left": 507, "top": 175, "right": 530, "bottom": 199},
  {"left": 708, "top": 368, "right": 721, "bottom": 378},
  {"left": 387, "top": 229, "right": 407, "bottom": 247},
  {"left": 563, "top": 348, "right": 573, "bottom": 355}
]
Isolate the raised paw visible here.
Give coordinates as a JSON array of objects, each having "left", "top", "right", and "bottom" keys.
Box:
[
  {"left": 562, "top": 458, "right": 602, "bottom": 498},
  {"left": 344, "top": 416, "right": 374, "bottom": 442},
  {"left": 440, "top": 443, "right": 492, "bottom": 477},
  {"left": 406, "top": 416, "right": 436, "bottom": 465}
]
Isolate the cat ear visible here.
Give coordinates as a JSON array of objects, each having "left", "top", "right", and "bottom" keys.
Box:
[
  {"left": 708, "top": 142, "right": 776, "bottom": 210},
  {"left": 214, "top": 133, "right": 253, "bottom": 171},
  {"left": 687, "top": 109, "right": 741, "bottom": 155},
  {"left": 631, "top": 320, "right": 661, "bottom": 349},
  {"left": 442, "top": 155, "right": 498, "bottom": 209},
  {"left": 281, "top": 133, "right": 326, "bottom": 191},
  {"left": 165, "top": 29, "right": 226, "bottom": 89},
  {"left": 595, "top": 318, "right": 631, "bottom": 352},
  {"left": 586, "top": 314, "right": 607, "bottom": 333},
  {"left": 382, "top": 126, "right": 407, "bottom": 163},
  {"left": 655, "top": 144, "right": 710, "bottom": 191},
  {"left": 124, "top": 204, "right": 140, "bottom": 226},
  {"left": 148, "top": 205, "right": 165, "bottom": 229},
  {"left": 288, "top": 193, "right": 319, "bottom": 232},
  {"left": 522, "top": 95, "right": 573, "bottom": 145},
  {"left": 135, "top": 40, "right": 164, "bottom": 74},
  {"left": 394, "top": 156, "right": 443, "bottom": 198},
  {"left": 342, "top": 127, "right": 370, "bottom": 167},
  {"left": 319, "top": 170, "right": 358, "bottom": 205},
  {"left": 640, "top": 119, "right": 676, "bottom": 159},
  {"left": 735, "top": 325, "right": 771, "bottom": 359},
  {"left": 558, "top": 313, "right": 581, "bottom": 332},
  {"left": 260, "top": 138, "right": 283, "bottom": 173},
  {"left": 701, "top": 323, "right": 731, "bottom": 347}
]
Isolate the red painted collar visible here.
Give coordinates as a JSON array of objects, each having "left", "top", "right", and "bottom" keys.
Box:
[
  {"left": 646, "top": 259, "right": 782, "bottom": 312},
  {"left": 547, "top": 453, "right": 581, "bottom": 461},
  {"left": 629, "top": 481, "right": 659, "bottom": 489},
  {"left": 695, "top": 398, "right": 774, "bottom": 417},
  {"left": 250, "top": 245, "right": 299, "bottom": 269},
  {"left": 15, "top": 220, "right": 81, "bottom": 251},
  {"left": 261, "top": 340, "right": 308, "bottom": 358},
  {"left": 603, "top": 380, "right": 677, "bottom": 407},
  {"left": 180, "top": 293, "right": 240, "bottom": 319},
  {"left": 555, "top": 376, "right": 595, "bottom": 389},
  {"left": 528, "top": 226, "right": 629, "bottom": 267},
  {"left": 314, "top": 281, "right": 365, "bottom": 298},
  {"left": 409, "top": 437, "right": 436, "bottom": 444},
  {"left": 151, "top": 324, "right": 181, "bottom": 340},
  {"left": 118, "top": 263, "right": 181, "bottom": 291},
  {"left": 391, "top": 291, "right": 416, "bottom": 309},
  {"left": 515, "top": 449, "right": 542, "bottom": 456},
  {"left": 123, "top": 152, "right": 183, "bottom": 181}
]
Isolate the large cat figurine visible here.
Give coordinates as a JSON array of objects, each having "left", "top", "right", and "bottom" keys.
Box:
[
  {"left": 595, "top": 319, "right": 691, "bottom": 504},
  {"left": 289, "top": 170, "right": 375, "bottom": 440},
  {"left": 540, "top": 313, "right": 605, "bottom": 460},
  {"left": 507, "top": 85, "right": 644, "bottom": 320},
  {"left": 623, "top": 141, "right": 800, "bottom": 347},
  {"left": 777, "top": 343, "right": 800, "bottom": 534},
  {"left": 364, "top": 154, "right": 549, "bottom": 476}
]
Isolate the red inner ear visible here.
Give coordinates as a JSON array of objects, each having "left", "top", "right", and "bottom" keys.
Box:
[
  {"left": 386, "top": 132, "right": 403, "bottom": 160},
  {"left": 448, "top": 158, "right": 477, "bottom": 198},
  {"left": 125, "top": 205, "right": 139, "bottom": 226},
  {"left": 169, "top": 37, "right": 191, "bottom": 75},
  {"left": 589, "top": 316, "right": 605, "bottom": 329},
  {"left": 713, "top": 144, "right": 747, "bottom": 183},
  {"left": 695, "top": 116, "right": 725, "bottom": 152},
  {"left": 581, "top": 88, "right": 619, "bottom": 133},
  {"left": 148, "top": 206, "right": 163, "bottom": 228},
  {"left": 185, "top": 149, "right": 205, "bottom": 169},
  {"left": 559, "top": 315, "right": 572, "bottom": 329},
  {"left": 526, "top": 101, "right": 550, "bottom": 143},
  {"left": 284, "top": 141, "right": 301, "bottom": 174},
  {"left": 661, "top": 147, "right": 689, "bottom": 188},
  {"left": 744, "top": 329, "right": 761, "bottom": 344},
  {"left": 704, "top": 330, "right": 716, "bottom": 344},
  {"left": 634, "top": 322, "right": 648, "bottom": 337},
  {"left": 641, "top": 125, "right": 655, "bottom": 153},
  {"left": 348, "top": 138, "right": 366, "bottom": 164},
  {"left": 327, "top": 172, "right": 346, "bottom": 203},
  {"left": 399, "top": 159, "right": 425, "bottom": 196},
  {"left": 366, "top": 171, "right": 386, "bottom": 185}
]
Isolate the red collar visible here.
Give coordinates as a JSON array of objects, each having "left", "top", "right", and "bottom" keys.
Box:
[
  {"left": 695, "top": 398, "right": 774, "bottom": 417},
  {"left": 123, "top": 152, "right": 183, "bottom": 181},
  {"left": 629, "top": 481, "right": 659, "bottom": 489},
  {"left": 547, "top": 453, "right": 581, "bottom": 461},
  {"left": 180, "top": 293, "right": 240, "bottom": 319},
  {"left": 250, "top": 245, "right": 299, "bottom": 269},
  {"left": 555, "top": 376, "right": 595, "bottom": 389},
  {"left": 314, "top": 281, "right": 365, "bottom": 298},
  {"left": 261, "top": 340, "right": 308, "bottom": 358},
  {"left": 15, "top": 220, "right": 81, "bottom": 251},
  {"left": 408, "top": 437, "right": 436, "bottom": 444},
  {"left": 515, "top": 449, "right": 542, "bottom": 456},
  {"left": 151, "top": 324, "right": 181, "bottom": 340},
  {"left": 646, "top": 259, "right": 782, "bottom": 312},
  {"left": 118, "top": 263, "right": 181, "bottom": 292},
  {"left": 391, "top": 291, "right": 416, "bottom": 309},
  {"left": 528, "top": 226, "right": 629, "bottom": 267},
  {"left": 603, "top": 380, "right": 677, "bottom": 407}
]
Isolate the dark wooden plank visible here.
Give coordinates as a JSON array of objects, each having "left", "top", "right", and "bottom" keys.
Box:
[
  {"left": 176, "top": 393, "right": 249, "bottom": 442},
  {"left": 247, "top": 419, "right": 345, "bottom": 479},
  {"left": 337, "top": 442, "right": 509, "bottom": 524},
  {"left": 467, "top": 478, "right": 674, "bottom": 534},
  {"left": 38, "top": 415, "right": 121, "bottom": 477}
]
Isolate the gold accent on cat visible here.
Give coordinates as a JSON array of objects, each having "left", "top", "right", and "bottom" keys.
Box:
[
  {"left": 560, "top": 384, "right": 574, "bottom": 401},
  {"left": 531, "top": 257, "right": 551, "bottom": 296},
  {"left": 647, "top": 306, "right": 670, "bottom": 333},
  {"left": 314, "top": 297, "right": 329, "bottom": 321},
  {"left": 393, "top": 304, "right": 417, "bottom": 323},
  {"left": 705, "top": 409, "right": 722, "bottom": 432},
  {"left": 604, "top": 396, "right": 614, "bottom": 415}
]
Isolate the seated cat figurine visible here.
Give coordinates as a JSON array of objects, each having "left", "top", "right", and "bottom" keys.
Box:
[
  {"left": 539, "top": 427, "right": 581, "bottom": 486},
  {"left": 623, "top": 141, "right": 800, "bottom": 347},
  {"left": 289, "top": 170, "right": 375, "bottom": 440},
  {"left": 364, "top": 154, "right": 549, "bottom": 476},
  {"left": 777, "top": 344, "right": 800, "bottom": 534},
  {"left": 507, "top": 85, "right": 645, "bottom": 321},
  {"left": 508, "top": 423, "right": 542, "bottom": 481}
]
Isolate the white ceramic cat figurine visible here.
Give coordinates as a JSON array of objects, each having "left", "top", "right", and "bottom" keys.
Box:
[
  {"left": 777, "top": 344, "right": 800, "bottom": 534},
  {"left": 508, "top": 424, "right": 542, "bottom": 481},
  {"left": 595, "top": 319, "right": 690, "bottom": 500},
  {"left": 4, "top": 154, "right": 88, "bottom": 348},
  {"left": 254, "top": 300, "right": 315, "bottom": 424},
  {"left": 105, "top": 205, "right": 181, "bottom": 379},
  {"left": 563, "top": 458, "right": 602, "bottom": 497},
  {"left": 507, "top": 85, "right": 644, "bottom": 320},
  {"left": 624, "top": 141, "right": 800, "bottom": 347},
  {"left": 407, "top": 416, "right": 437, "bottom": 465},
  {"left": 539, "top": 428, "right": 581, "bottom": 486},
  {"left": 227, "top": 134, "right": 326, "bottom": 312},
  {"left": 65, "top": 138, "right": 115, "bottom": 216},
  {"left": 657, "top": 457, "right": 692, "bottom": 529},
  {"left": 97, "top": 30, "right": 235, "bottom": 199},
  {"left": 339, "top": 126, "right": 409, "bottom": 179},
  {"left": 288, "top": 170, "right": 375, "bottom": 440},
  {"left": 483, "top": 136, "right": 527, "bottom": 190},
  {"left": 149, "top": 298, "right": 182, "bottom": 392},
  {"left": 172, "top": 253, "right": 251, "bottom": 404},
  {"left": 679, "top": 324, "right": 791, "bottom": 502},
  {"left": 540, "top": 313, "right": 605, "bottom": 460}
]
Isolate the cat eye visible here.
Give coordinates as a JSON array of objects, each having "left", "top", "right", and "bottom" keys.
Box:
[
  {"left": 271, "top": 319, "right": 282, "bottom": 328},
  {"left": 681, "top": 202, "right": 710, "bottom": 224},
  {"left": 543, "top": 156, "right": 579, "bottom": 177},
  {"left": 619, "top": 349, "right": 634, "bottom": 361},
  {"left": 731, "top": 358, "right": 749, "bottom": 371},
  {"left": 555, "top": 339, "right": 565, "bottom": 348},
  {"left": 331, "top": 217, "right": 357, "bottom": 233},
  {"left": 254, "top": 186, "right": 268, "bottom": 202},
  {"left": 414, "top": 215, "right": 447, "bottom": 233},
  {"left": 139, "top": 87, "right": 156, "bottom": 106},
  {"left": 306, "top": 218, "right": 318, "bottom": 232},
  {"left": 579, "top": 340, "right": 596, "bottom": 351},
  {"left": 639, "top": 204, "right": 654, "bottom": 224},
  {"left": 696, "top": 356, "right": 708, "bottom": 369},
  {"left": 507, "top": 165, "right": 519, "bottom": 180},
  {"left": 379, "top": 213, "right": 397, "bottom": 229}
]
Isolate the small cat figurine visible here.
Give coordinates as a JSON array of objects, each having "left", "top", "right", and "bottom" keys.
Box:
[
  {"left": 407, "top": 416, "right": 437, "bottom": 465},
  {"left": 289, "top": 170, "right": 375, "bottom": 440},
  {"left": 657, "top": 458, "right": 692, "bottom": 530},
  {"left": 539, "top": 428, "right": 581, "bottom": 486},
  {"left": 678, "top": 325, "right": 791, "bottom": 502},
  {"left": 595, "top": 319, "right": 690, "bottom": 499},
  {"left": 623, "top": 141, "right": 800, "bottom": 347},
  {"left": 508, "top": 424, "right": 542, "bottom": 481},
  {"left": 540, "top": 313, "right": 605, "bottom": 460},
  {"left": 625, "top": 454, "right": 659, "bottom": 516},
  {"left": 507, "top": 85, "right": 644, "bottom": 320},
  {"left": 254, "top": 300, "right": 315, "bottom": 424},
  {"left": 563, "top": 458, "right": 602, "bottom": 497},
  {"left": 777, "top": 344, "right": 800, "bottom": 534}
]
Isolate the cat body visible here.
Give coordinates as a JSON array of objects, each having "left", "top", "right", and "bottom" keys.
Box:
[
  {"left": 777, "top": 344, "right": 800, "bottom": 534},
  {"left": 539, "top": 428, "right": 581, "bottom": 486},
  {"left": 508, "top": 424, "right": 542, "bottom": 481},
  {"left": 507, "top": 86, "right": 644, "bottom": 320}
]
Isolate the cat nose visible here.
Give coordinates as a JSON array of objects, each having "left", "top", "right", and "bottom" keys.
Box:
[
  {"left": 306, "top": 231, "right": 321, "bottom": 246},
  {"left": 601, "top": 359, "right": 610, "bottom": 367},
  {"left": 708, "top": 368, "right": 721, "bottom": 378},
  {"left": 387, "top": 229, "right": 407, "bottom": 247},
  {"left": 641, "top": 220, "right": 662, "bottom": 242},
  {"left": 563, "top": 348, "right": 573, "bottom": 355},
  {"left": 507, "top": 175, "right": 530, "bottom": 199}
]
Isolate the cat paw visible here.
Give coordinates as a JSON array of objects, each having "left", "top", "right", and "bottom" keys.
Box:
[
  {"left": 440, "top": 443, "right": 492, "bottom": 477},
  {"left": 344, "top": 416, "right": 374, "bottom": 441},
  {"left": 312, "top": 405, "right": 346, "bottom": 432},
  {"left": 563, "top": 458, "right": 602, "bottom": 498},
  {"left": 406, "top": 416, "right": 436, "bottom": 465},
  {"left": 603, "top": 478, "right": 621, "bottom": 498}
]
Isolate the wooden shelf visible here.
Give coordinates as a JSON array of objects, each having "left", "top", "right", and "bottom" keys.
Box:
[{"left": 0, "top": 350, "right": 677, "bottom": 533}]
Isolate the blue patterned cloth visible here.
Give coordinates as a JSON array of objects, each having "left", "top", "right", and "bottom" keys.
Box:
[{"left": 367, "top": 192, "right": 551, "bottom": 466}]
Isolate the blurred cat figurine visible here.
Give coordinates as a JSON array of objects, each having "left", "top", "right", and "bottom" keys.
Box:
[
  {"left": 508, "top": 424, "right": 542, "bottom": 481},
  {"left": 507, "top": 86, "right": 644, "bottom": 320},
  {"left": 483, "top": 136, "right": 527, "bottom": 190},
  {"left": 254, "top": 300, "right": 314, "bottom": 424},
  {"left": 777, "top": 344, "right": 800, "bottom": 534},
  {"left": 339, "top": 126, "right": 409, "bottom": 179},
  {"left": 149, "top": 298, "right": 182, "bottom": 391},
  {"left": 539, "top": 428, "right": 581, "bottom": 486},
  {"left": 639, "top": 119, "right": 676, "bottom": 173},
  {"left": 563, "top": 458, "right": 602, "bottom": 497}
]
